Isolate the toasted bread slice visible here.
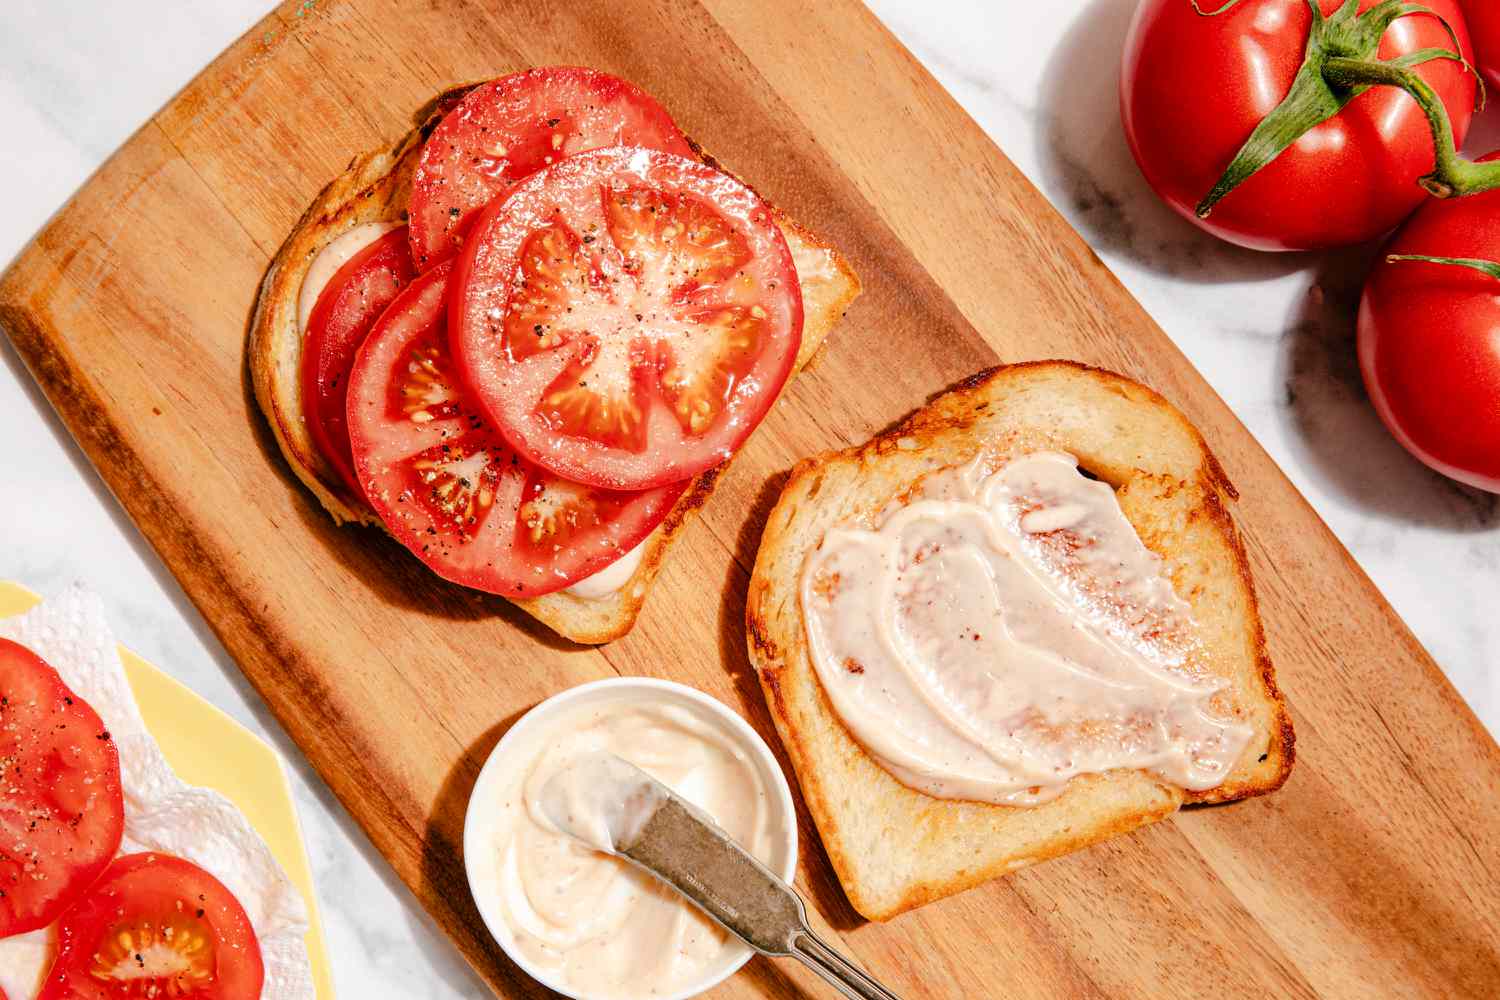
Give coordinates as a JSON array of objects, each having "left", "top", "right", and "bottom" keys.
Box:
[
  {"left": 746, "top": 361, "right": 1294, "bottom": 921},
  {"left": 249, "top": 87, "right": 860, "bottom": 644}
]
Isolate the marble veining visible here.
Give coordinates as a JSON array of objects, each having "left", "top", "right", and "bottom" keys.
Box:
[{"left": 0, "top": 1, "right": 1496, "bottom": 997}]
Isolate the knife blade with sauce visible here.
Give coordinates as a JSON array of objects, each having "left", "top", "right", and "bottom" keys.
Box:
[{"left": 539, "top": 752, "right": 904, "bottom": 1000}]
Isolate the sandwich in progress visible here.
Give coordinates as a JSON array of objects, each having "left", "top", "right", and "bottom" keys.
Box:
[
  {"left": 748, "top": 361, "right": 1294, "bottom": 920},
  {"left": 250, "top": 68, "right": 859, "bottom": 644}
]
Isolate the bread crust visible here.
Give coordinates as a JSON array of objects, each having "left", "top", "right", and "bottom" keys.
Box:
[
  {"left": 248, "top": 85, "right": 860, "bottom": 643},
  {"left": 250, "top": 86, "right": 471, "bottom": 526},
  {"left": 747, "top": 360, "right": 1294, "bottom": 920}
]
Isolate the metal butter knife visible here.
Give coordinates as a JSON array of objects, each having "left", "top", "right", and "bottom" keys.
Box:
[{"left": 540, "top": 755, "right": 904, "bottom": 1000}]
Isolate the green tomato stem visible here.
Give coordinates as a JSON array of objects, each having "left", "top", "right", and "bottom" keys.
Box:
[
  {"left": 1386, "top": 253, "right": 1500, "bottom": 279},
  {"left": 1195, "top": 1, "right": 1485, "bottom": 217},
  {"left": 1322, "top": 57, "right": 1500, "bottom": 198}
]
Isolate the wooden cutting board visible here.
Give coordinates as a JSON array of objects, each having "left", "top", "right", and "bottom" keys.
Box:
[{"left": 3, "top": 1, "right": 1497, "bottom": 996}]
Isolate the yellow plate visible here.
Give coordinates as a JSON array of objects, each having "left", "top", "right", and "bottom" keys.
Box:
[{"left": 0, "top": 582, "right": 335, "bottom": 999}]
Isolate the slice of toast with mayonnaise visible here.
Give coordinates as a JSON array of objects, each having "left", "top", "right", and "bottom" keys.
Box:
[{"left": 747, "top": 361, "right": 1294, "bottom": 921}]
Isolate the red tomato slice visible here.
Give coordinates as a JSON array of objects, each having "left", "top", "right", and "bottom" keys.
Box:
[
  {"left": 302, "top": 225, "right": 417, "bottom": 500},
  {"left": 347, "top": 262, "right": 686, "bottom": 597},
  {"left": 451, "top": 147, "right": 803, "bottom": 491},
  {"left": 0, "top": 638, "right": 124, "bottom": 939},
  {"left": 408, "top": 67, "right": 693, "bottom": 270},
  {"left": 38, "top": 852, "right": 263, "bottom": 1000}
]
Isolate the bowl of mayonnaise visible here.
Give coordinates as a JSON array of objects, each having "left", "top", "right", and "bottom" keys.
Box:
[{"left": 463, "top": 677, "right": 799, "bottom": 1000}]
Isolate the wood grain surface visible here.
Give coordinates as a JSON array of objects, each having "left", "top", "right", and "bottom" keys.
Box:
[{"left": 3, "top": 1, "right": 1497, "bottom": 996}]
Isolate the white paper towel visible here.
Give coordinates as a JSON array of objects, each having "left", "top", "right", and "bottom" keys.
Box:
[{"left": 0, "top": 586, "right": 313, "bottom": 999}]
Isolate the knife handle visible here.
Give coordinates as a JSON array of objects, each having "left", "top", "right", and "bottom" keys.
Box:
[{"left": 791, "top": 927, "right": 905, "bottom": 1000}]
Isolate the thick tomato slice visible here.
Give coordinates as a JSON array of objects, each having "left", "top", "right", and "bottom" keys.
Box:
[
  {"left": 408, "top": 67, "right": 693, "bottom": 270},
  {"left": 347, "top": 262, "right": 686, "bottom": 597},
  {"left": 38, "top": 852, "right": 262, "bottom": 1000},
  {"left": 302, "top": 225, "right": 417, "bottom": 500},
  {"left": 0, "top": 638, "right": 124, "bottom": 938},
  {"left": 451, "top": 147, "right": 803, "bottom": 491}
]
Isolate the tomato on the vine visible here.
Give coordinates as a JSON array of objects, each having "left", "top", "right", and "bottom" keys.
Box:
[
  {"left": 1358, "top": 152, "right": 1500, "bottom": 493},
  {"left": 1122, "top": 0, "right": 1479, "bottom": 251}
]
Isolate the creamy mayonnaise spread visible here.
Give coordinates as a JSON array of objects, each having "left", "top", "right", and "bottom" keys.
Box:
[
  {"left": 539, "top": 752, "right": 669, "bottom": 854},
  {"left": 800, "top": 451, "right": 1253, "bottom": 805},
  {"left": 471, "top": 700, "right": 778, "bottom": 1000},
  {"left": 296, "top": 221, "right": 402, "bottom": 334},
  {"left": 565, "top": 540, "right": 647, "bottom": 599}
]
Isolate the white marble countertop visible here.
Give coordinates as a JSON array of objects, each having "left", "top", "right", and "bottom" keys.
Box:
[{"left": 1, "top": 1, "right": 1495, "bottom": 997}]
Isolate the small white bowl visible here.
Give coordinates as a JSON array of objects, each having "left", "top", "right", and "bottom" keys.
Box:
[{"left": 463, "top": 677, "right": 799, "bottom": 1000}]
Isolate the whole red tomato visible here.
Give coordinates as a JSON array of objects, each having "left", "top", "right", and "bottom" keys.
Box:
[
  {"left": 1122, "top": 0, "right": 1477, "bottom": 252},
  {"left": 1461, "top": 0, "right": 1500, "bottom": 89},
  {"left": 1358, "top": 154, "right": 1500, "bottom": 493}
]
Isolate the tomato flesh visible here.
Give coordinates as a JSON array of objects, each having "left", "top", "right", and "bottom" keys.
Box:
[
  {"left": 38, "top": 852, "right": 263, "bottom": 1000},
  {"left": 347, "top": 262, "right": 687, "bottom": 597},
  {"left": 1358, "top": 153, "right": 1500, "bottom": 492},
  {"left": 1121, "top": 0, "right": 1476, "bottom": 251},
  {"left": 301, "top": 225, "right": 417, "bottom": 501},
  {"left": 408, "top": 66, "right": 693, "bottom": 270},
  {"left": 452, "top": 147, "right": 803, "bottom": 491},
  {"left": 0, "top": 638, "right": 124, "bottom": 939},
  {"left": 1461, "top": 0, "right": 1500, "bottom": 89}
]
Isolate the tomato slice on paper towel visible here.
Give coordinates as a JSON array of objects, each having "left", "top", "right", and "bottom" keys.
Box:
[
  {"left": 347, "top": 262, "right": 686, "bottom": 597},
  {"left": 451, "top": 147, "right": 803, "bottom": 491},
  {"left": 0, "top": 638, "right": 125, "bottom": 939},
  {"left": 37, "top": 852, "right": 263, "bottom": 1000}
]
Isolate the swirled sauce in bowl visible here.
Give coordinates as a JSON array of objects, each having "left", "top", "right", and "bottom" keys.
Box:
[{"left": 464, "top": 678, "right": 796, "bottom": 1000}]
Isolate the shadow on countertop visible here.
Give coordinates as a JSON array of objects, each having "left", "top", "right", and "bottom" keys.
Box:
[{"left": 1033, "top": 0, "right": 1319, "bottom": 285}]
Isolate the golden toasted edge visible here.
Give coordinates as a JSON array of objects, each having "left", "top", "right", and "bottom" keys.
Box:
[
  {"left": 746, "top": 360, "right": 1294, "bottom": 919},
  {"left": 248, "top": 85, "right": 861, "bottom": 643},
  {"left": 1179, "top": 460, "right": 1296, "bottom": 805},
  {"left": 756, "top": 646, "right": 1181, "bottom": 920}
]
